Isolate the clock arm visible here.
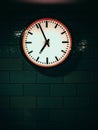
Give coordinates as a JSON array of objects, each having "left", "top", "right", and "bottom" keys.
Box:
[
  {"left": 39, "top": 39, "right": 50, "bottom": 54},
  {"left": 38, "top": 24, "right": 49, "bottom": 47}
]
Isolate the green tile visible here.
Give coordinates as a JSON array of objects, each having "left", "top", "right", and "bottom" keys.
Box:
[
  {"left": 24, "top": 109, "right": 49, "bottom": 121},
  {"left": 9, "top": 122, "right": 25, "bottom": 130},
  {"left": 8, "top": 108, "right": 24, "bottom": 121},
  {"left": 51, "top": 84, "right": 76, "bottom": 96},
  {"left": 10, "top": 71, "right": 36, "bottom": 83},
  {"left": 64, "top": 97, "right": 89, "bottom": 109},
  {"left": 0, "top": 59, "right": 22, "bottom": 70},
  {"left": 77, "top": 84, "right": 98, "bottom": 97},
  {"left": 90, "top": 71, "right": 98, "bottom": 82},
  {"left": 0, "top": 72, "right": 9, "bottom": 83},
  {"left": 0, "top": 45, "right": 22, "bottom": 58},
  {"left": 76, "top": 59, "right": 98, "bottom": 71},
  {"left": 50, "top": 109, "right": 77, "bottom": 120},
  {"left": 11, "top": 96, "right": 36, "bottom": 108},
  {"left": 0, "top": 97, "right": 9, "bottom": 108},
  {"left": 37, "top": 97, "right": 63, "bottom": 108},
  {"left": 64, "top": 71, "right": 98, "bottom": 83},
  {"left": 9, "top": 45, "right": 23, "bottom": 58},
  {"left": 50, "top": 109, "right": 93, "bottom": 122},
  {"left": 0, "top": 45, "right": 9, "bottom": 57},
  {"left": 37, "top": 73, "right": 64, "bottom": 83},
  {"left": 24, "top": 84, "right": 50, "bottom": 96},
  {"left": 22, "top": 121, "right": 36, "bottom": 130},
  {"left": 36, "top": 120, "right": 64, "bottom": 129},
  {"left": 0, "top": 84, "right": 23, "bottom": 96},
  {"left": 23, "top": 60, "right": 36, "bottom": 71},
  {"left": 76, "top": 110, "right": 92, "bottom": 121},
  {"left": 0, "top": 109, "right": 9, "bottom": 121},
  {"left": 84, "top": 43, "right": 98, "bottom": 59}
]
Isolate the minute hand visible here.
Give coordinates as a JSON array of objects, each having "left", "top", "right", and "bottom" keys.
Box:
[{"left": 38, "top": 24, "right": 49, "bottom": 47}]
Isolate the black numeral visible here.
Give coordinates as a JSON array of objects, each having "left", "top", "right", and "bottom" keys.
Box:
[
  {"left": 25, "top": 42, "right": 32, "bottom": 44},
  {"left": 46, "top": 57, "right": 48, "bottom": 64},
  {"left": 61, "top": 31, "right": 66, "bottom": 35},
  {"left": 61, "top": 50, "right": 66, "bottom": 53},
  {"left": 28, "top": 50, "right": 33, "bottom": 54},
  {"left": 55, "top": 56, "right": 59, "bottom": 61},
  {"left": 62, "top": 41, "right": 69, "bottom": 43},
  {"left": 55, "top": 24, "right": 58, "bottom": 28},
  {"left": 46, "top": 21, "right": 48, "bottom": 28},
  {"left": 36, "top": 57, "right": 39, "bottom": 61},
  {"left": 28, "top": 32, "right": 33, "bottom": 35},
  {"left": 36, "top": 24, "right": 39, "bottom": 28}
]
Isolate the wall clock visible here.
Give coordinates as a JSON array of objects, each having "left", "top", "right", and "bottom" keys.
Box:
[{"left": 22, "top": 18, "right": 72, "bottom": 67}]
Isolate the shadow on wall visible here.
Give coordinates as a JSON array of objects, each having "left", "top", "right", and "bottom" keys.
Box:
[{"left": 30, "top": 40, "right": 88, "bottom": 77}]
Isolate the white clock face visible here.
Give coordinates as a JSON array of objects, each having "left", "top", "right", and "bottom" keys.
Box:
[{"left": 22, "top": 18, "right": 72, "bottom": 67}]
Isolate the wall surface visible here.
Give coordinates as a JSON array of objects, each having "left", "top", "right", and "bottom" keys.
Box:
[{"left": 0, "top": 3, "right": 98, "bottom": 130}]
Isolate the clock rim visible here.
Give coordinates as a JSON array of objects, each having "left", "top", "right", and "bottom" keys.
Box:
[{"left": 22, "top": 17, "right": 72, "bottom": 68}]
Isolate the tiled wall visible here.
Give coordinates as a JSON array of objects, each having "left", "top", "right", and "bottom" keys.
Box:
[{"left": 0, "top": 4, "right": 98, "bottom": 130}]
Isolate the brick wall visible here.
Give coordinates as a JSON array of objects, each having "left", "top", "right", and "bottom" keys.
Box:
[{"left": 0, "top": 4, "right": 98, "bottom": 130}]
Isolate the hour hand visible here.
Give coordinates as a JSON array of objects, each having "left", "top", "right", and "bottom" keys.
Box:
[{"left": 39, "top": 39, "right": 50, "bottom": 54}]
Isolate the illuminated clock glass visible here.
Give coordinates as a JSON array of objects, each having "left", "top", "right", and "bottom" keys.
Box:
[{"left": 22, "top": 18, "right": 72, "bottom": 67}]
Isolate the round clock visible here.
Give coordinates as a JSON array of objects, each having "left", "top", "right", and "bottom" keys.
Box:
[{"left": 22, "top": 18, "right": 72, "bottom": 68}]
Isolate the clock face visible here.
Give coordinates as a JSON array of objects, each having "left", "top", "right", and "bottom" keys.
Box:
[{"left": 22, "top": 18, "right": 72, "bottom": 67}]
